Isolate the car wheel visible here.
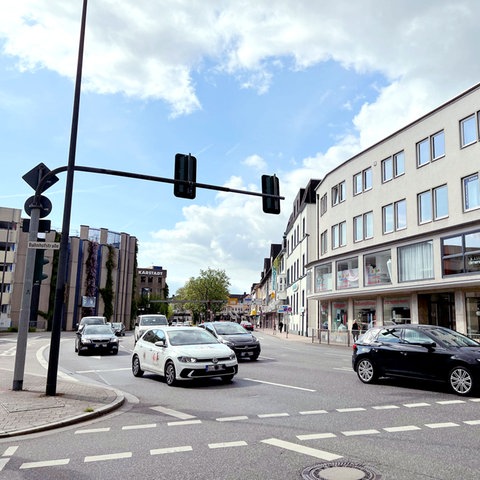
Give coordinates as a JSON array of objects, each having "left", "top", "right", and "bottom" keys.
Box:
[
  {"left": 251, "top": 354, "right": 259, "bottom": 361},
  {"left": 132, "top": 355, "right": 144, "bottom": 377},
  {"left": 111, "top": 349, "right": 118, "bottom": 355},
  {"left": 449, "top": 365, "right": 474, "bottom": 396},
  {"left": 356, "top": 358, "right": 377, "bottom": 384},
  {"left": 221, "top": 374, "right": 234, "bottom": 383},
  {"left": 165, "top": 361, "right": 176, "bottom": 386}
]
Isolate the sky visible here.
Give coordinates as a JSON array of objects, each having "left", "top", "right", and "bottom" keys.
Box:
[{"left": 1, "top": 0, "right": 480, "bottom": 295}]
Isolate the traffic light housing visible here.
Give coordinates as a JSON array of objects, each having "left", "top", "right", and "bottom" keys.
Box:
[
  {"left": 261, "top": 174, "right": 281, "bottom": 214},
  {"left": 174, "top": 153, "right": 197, "bottom": 199},
  {"left": 33, "top": 249, "right": 49, "bottom": 283}
]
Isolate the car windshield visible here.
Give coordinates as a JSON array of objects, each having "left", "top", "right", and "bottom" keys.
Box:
[
  {"left": 167, "top": 329, "right": 219, "bottom": 346},
  {"left": 214, "top": 323, "right": 248, "bottom": 335},
  {"left": 112, "top": 323, "right": 122, "bottom": 327},
  {"left": 83, "top": 318, "right": 104, "bottom": 325},
  {"left": 83, "top": 325, "right": 114, "bottom": 335},
  {"left": 141, "top": 316, "right": 166, "bottom": 326},
  {"left": 428, "top": 327, "right": 480, "bottom": 347}
]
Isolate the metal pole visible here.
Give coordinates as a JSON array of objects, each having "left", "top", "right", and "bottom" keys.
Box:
[
  {"left": 46, "top": 0, "right": 88, "bottom": 396},
  {"left": 12, "top": 205, "right": 40, "bottom": 390}
]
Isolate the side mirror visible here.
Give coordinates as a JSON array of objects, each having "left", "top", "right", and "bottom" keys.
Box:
[{"left": 154, "top": 339, "right": 166, "bottom": 348}]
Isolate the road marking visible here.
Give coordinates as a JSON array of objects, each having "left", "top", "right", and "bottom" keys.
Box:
[
  {"left": 0, "top": 459, "right": 9, "bottom": 471},
  {"left": 464, "top": 420, "right": 480, "bottom": 425},
  {"left": 150, "top": 446, "right": 192, "bottom": 455},
  {"left": 403, "top": 402, "right": 430, "bottom": 408},
  {"left": 383, "top": 425, "right": 421, "bottom": 432},
  {"left": 336, "top": 407, "right": 366, "bottom": 412},
  {"left": 333, "top": 367, "right": 353, "bottom": 371},
  {"left": 37, "top": 345, "right": 76, "bottom": 381},
  {"left": 168, "top": 419, "right": 202, "bottom": 426},
  {"left": 2, "top": 446, "right": 18, "bottom": 456},
  {"left": 342, "top": 429, "right": 380, "bottom": 436},
  {"left": 76, "top": 368, "right": 130, "bottom": 373},
  {"left": 151, "top": 405, "right": 196, "bottom": 419},
  {"left": 258, "top": 412, "right": 289, "bottom": 418},
  {"left": 436, "top": 400, "right": 465, "bottom": 405},
  {"left": 217, "top": 416, "right": 249, "bottom": 422},
  {"left": 122, "top": 423, "right": 157, "bottom": 430},
  {"left": 209, "top": 441, "right": 248, "bottom": 449},
  {"left": 261, "top": 438, "right": 342, "bottom": 461},
  {"left": 425, "top": 422, "right": 459, "bottom": 429},
  {"left": 297, "top": 433, "right": 336, "bottom": 440},
  {"left": 299, "top": 410, "right": 328, "bottom": 415},
  {"left": 372, "top": 405, "right": 400, "bottom": 410},
  {"left": 244, "top": 378, "right": 316, "bottom": 392},
  {"left": 84, "top": 452, "right": 132, "bottom": 462},
  {"left": 75, "top": 427, "right": 111, "bottom": 434},
  {"left": 469, "top": 398, "right": 480, "bottom": 402},
  {"left": 20, "top": 459, "right": 70, "bottom": 469}
]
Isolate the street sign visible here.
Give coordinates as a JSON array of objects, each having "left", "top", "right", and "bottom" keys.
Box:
[
  {"left": 24, "top": 195, "right": 53, "bottom": 218},
  {"left": 23, "top": 163, "right": 59, "bottom": 194},
  {"left": 28, "top": 241, "right": 60, "bottom": 250}
]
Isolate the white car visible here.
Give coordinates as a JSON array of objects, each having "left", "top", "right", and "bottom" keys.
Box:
[
  {"left": 131, "top": 326, "right": 238, "bottom": 386},
  {"left": 134, "top": 314, "right": 168, "bottom": 343}
]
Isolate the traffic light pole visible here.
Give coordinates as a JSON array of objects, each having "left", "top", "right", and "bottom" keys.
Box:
[{"left": 12, "top": 203, "right": 40, "bottom": 391}]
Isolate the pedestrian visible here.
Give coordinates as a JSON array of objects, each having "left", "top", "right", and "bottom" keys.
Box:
[
  {"left": 352, "top": 321, "right": 359, "bottom": 342},
  {"left": 279, "top": 320, "right": 284, "bottom": 333}
]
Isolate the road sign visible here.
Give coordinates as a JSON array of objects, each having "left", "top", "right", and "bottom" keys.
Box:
[
  {"left": 28, "top": 241, "right": 60, "bottom": 250},
  {"left": 24, "top": 195, "right": 53, "bottom": 218},
  {"left": 23, "top": 163, "right": 59, "bottom": 194}
]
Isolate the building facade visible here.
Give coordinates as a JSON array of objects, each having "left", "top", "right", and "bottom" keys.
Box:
[{"left": 306, "top": 83, "right": 480, "bottom": 340}]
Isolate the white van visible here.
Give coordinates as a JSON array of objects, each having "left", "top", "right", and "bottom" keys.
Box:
[{"left": 134, "top": 314, "right": 168, "bottom": 343}]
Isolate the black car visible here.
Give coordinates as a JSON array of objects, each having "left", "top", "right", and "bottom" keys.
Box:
[
  {"left": 199, "top": 321, "right": 261, "bottom": 360},
  {"left": 75, "top": 324, "right": 119, "bottom": 355},
  {"left": 352, "top": 324, "right": 480, "bottom": 396}
]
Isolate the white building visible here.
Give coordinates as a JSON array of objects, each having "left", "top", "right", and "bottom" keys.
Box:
[{"left": 306, "top": 82, "right": 480, "bottom": 341}]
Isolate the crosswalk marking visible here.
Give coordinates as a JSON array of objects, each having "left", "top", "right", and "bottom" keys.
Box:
[{"left": 261, "top": 438, "right": 342, "bottom": 461}]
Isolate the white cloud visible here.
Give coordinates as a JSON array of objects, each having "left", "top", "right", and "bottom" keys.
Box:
[{"left": 242, "top": 154, "right": 267, "bottom": 172}]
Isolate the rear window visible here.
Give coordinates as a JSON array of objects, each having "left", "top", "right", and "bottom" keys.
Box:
[{"left": 139, "top": 316, "right": 168, "bottom": 326}]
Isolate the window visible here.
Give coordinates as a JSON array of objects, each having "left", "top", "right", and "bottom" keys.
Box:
[
  {"left": 442, "top": 231, "right": 480, "bottom": 275},
  {"left": 398, "top": 241, "right": 434, "bottom": 282},
  {"left": 315, "top": 263, "right": 332, "bottom": 292},
  {"left": 320, "top": 193, "right": 327, "bottom": 216},
  {"left": 382, "top": 157, "right": 393, "bottom": 182},
  {"left": 353, "top": 167, "right": 372, "bottom": 194},
  {"left": 320, "top": 230, "right": 328, "bottom": 255},
  {"left": 332, "top": 221, "right": 346, "bottom": 249},
  {"left": 394, "top": 151, "right": 405, "bottom": 177},
  {"left": 383, "top": 199, "right": 406, "bottom": 234},
  {"left": 417, "top": 131, "right": 445, "bottom": 166},
  {"left": 460, "top": 114, "right": 477, "bottom": 147},
  {"left": 418, "top": 185, "right": 448, "bottom": 223},
  {"left": 336, "top": 257, "right": 359, "bottom": 289},
  {"left": 463, "top": 174, "right": 480, "bottom": 211},
  {"left": 364, "top": 250, "right": 392, "bottom": 286},
  {"left": 353, "top": 211, "right": 373, "bottom": 242},
  {"left": 431, "top": 131, "right": 445, "bottom": 160},
  {"left": 332, "top": 181, "right": 346, "bottom": 206}
]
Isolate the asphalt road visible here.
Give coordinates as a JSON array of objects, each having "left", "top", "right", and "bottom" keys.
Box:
[{"left": 1, "top": 330, "right": 480, "bottom": 479}]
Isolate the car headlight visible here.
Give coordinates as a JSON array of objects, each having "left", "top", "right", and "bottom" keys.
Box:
[
  {"left": 229, "top": 353, "right": 236, "bottom": 361},
  {"left": 111, "top": 337, "right": 119, "bottom": 343},
  {"left": 220, "top": 338, "right": 235, "bottom": 347},
  {"left": 81, "top": 338, "right": 91, "bottom": 344},
  {"left": 177, "top": 356, "right": 197, "bottom": 363}
]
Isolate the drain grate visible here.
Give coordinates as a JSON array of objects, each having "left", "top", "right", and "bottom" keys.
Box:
[{"left": 302, "top": 461, "right": 382, "bottom": 480}]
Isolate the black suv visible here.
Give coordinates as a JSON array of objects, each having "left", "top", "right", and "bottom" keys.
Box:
[
  {"left": 352, "top": 324, "right": 480, "bottom": 396},
  {"left": 199, "top": 321, "right": 261, "bottom": 361}
]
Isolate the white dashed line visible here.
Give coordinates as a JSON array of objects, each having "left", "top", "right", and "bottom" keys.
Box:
[
  {"left": 209, "top": 441, "right": 248, "bottom": 449},
  {"left": 342, "top": 429, "right": 380, "bottom": 436},
  {"left": 258, "top": 412, "right": 290, "bottom": 418},
  {"left": 297, "top": 433, "right": 337, "bottom": 440},
  {"left": 299, "top": 410, "right": 328, "bottom": 415},
  {"left": 403, "top": 402, "right": 431, "bottom": 408},
  {"left": 0, "top": 459, "right": 10, "bottom": 471},
  {"left": 150, "top": 446, "right": 192, "bottom": 455},
  {"left": 336, "top": 407, "right": 366, "bottom": 413},
  {"left": 262, "top": 438, "right": 342, "bottom": 461},
  {"left": 383, "top": 425, "right": 421, "bottom": 432},
  {"left": 244, "top": 378, "right": 316, "bottom": 392},
  {"left": 425, "top": 422, "right": 459, "bottom": 429},
  {"left": 2, "top": 446, "right": 18, "bottom": 456},
  {"left": 217, "top": 416, "right": 249, "bottom": 422},
  {"left": 372, "top": 405, "right": 400, "bottom": 410},
  {"left": 436, "top": 400, "right": 465, "bottom": 405},
  {"left": 464, "top": 420, "right": 480, "bottom": 425},
  {"left": 84, "top": 452, "right": 132, "bottom": 463},
  {"left": 151, "top": 405, "right": 196, "bottom": 419},
  {"left": 167, "top": 419, "right": 202, "bottom": 426},
  {"left": 20, "top": 459, "right": 70, "bottom": 469},
  {"left": 122, "top": 423, "right": 157, "bottom": 430},
  {"left": 75, "top": 427, "right": 111, "bottom": 434}
]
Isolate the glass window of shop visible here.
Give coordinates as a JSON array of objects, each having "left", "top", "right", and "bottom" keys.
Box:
[
  {"left": 364, "top": 250, "right": 392, "bottom": 286},
  {"left": 442, "top": 230, "right": 480, "bottom": 275},
  {"left": 315, "top": 263, "right": 332, "bottom": 292},
  {"left": 398, "top": 241, "right": 434, "bottom": 281},
  {"left": 383, "top": 297, "right": 411, "bottom": 324},
  {"left": 353, "top": 299, "right": 376, "bottom": 331},
  {"left": 332, "top": 300, "right": 348, "bottom": 331},
  {"left": 320, "top": 301, "right": 329, "bottom": 330},
  {"left": 336, "top": 257, "right": 359, "bottom": 289},
  {"left": 465, "top": 296, "right": 480, "bottom": 338}
]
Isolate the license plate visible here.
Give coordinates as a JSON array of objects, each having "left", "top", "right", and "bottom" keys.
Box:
[
  {"left": 206, "top": 364, "right": 225, "bottom": 372},
  {"left": 240, "top": 352, "right": 253, "bottom": 357}
]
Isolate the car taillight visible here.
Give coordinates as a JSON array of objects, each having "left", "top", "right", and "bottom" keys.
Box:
[{"left": 352, "top": 343, "right": 357, "bottom": 352}]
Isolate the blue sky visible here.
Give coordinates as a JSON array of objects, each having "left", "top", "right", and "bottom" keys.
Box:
[{"left": 1, "top": 1, "right": 480, "bottom": 294}]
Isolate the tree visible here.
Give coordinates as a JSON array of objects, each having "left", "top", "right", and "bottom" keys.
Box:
[
  {"left": 99, "top": 245, "right": 115, "bottom": 322},
  {"left": 176, "top": 268, "right": 230, "bottom": 321}
]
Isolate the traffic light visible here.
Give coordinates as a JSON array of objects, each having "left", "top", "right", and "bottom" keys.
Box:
[
  {"left": 174, "top": 153, "right": 197, "bottom": 199},
  {"left": 33, "top": 249, "right": 49, "bottom": 283},
  {"left": 261, "top": 174, "right": 281, "bottom": 214}
]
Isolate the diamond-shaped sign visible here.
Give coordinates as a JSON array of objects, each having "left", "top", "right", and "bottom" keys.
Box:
[{"left": 23, "top": 163, "right": 59, "bottom": 194}]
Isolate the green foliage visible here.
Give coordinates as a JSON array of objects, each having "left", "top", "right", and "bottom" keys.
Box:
[
  {"left": 175, "top": 268, "right": 230, "bottom": 321},
  {"left": 82, "top": 241, "right": 98, "bottom": 318},
  {"left": 99, "top": 245, "right": 115, "bottom": 321}
]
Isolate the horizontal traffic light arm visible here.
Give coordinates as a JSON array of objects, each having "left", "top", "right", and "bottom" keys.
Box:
[{"left": 35, "top": 165, "right": 285, "bottom": 202}]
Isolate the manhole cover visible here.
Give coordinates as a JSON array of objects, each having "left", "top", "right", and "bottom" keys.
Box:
[{"left": 302, "top": 461, "right": 382, "bottom": 480}]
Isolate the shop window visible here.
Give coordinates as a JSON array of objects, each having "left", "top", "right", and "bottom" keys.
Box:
[
  {"left": 398, "top": 241, "right": 434, "bottom": 281},
  {"left": 364, "top": 251, "right": 392, "bottom": 286},
  {"left": 383, "top": 297, "right": 411, "bottom": 324},
  {"left": 315, "top": 263, "right": 332, "bottom": 292},
  {"left": 336, "top": 257, "right": 358, "bottom": 289},
  {"left": 442, "top": 230, "right": 480, "bottom": 275}
]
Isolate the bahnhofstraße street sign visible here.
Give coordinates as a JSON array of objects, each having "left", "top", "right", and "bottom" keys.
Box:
[{"left": 28, "top": 241, "right": 60, "bottom": 250}]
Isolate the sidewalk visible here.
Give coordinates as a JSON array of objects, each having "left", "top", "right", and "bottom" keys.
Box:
[{"left": 0, "top": 370, "right": 125, "bottom": 438}]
